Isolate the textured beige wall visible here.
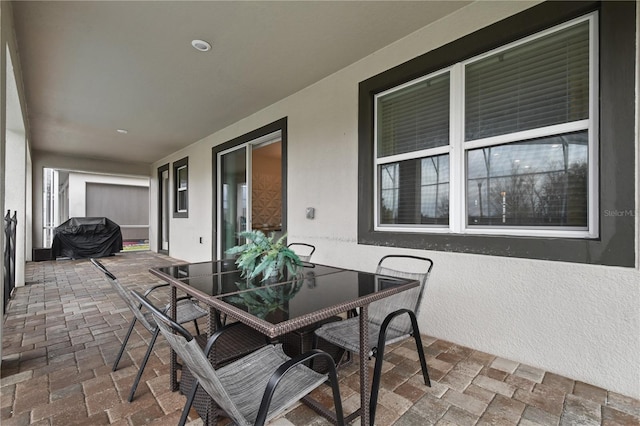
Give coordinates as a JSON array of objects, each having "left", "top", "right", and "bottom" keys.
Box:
[{"left": 1, "top": 2, "right": 7, "bottom": 354}]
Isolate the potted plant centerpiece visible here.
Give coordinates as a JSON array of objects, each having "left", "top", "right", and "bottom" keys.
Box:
[
  {"left": 226, "top": 230, "right": 304, "bottom": 318},
  {"left": 226, "top": 230, "right": 303, "bottom": 282}
]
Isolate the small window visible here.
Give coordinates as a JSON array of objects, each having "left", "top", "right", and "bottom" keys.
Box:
[{"left": 173, "top": 157, "right": 188, "bottom": 218}]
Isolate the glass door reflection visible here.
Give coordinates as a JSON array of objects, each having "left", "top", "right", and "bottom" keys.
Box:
[{"left": 219, "top": 146, "right": 248, "bottom": 258}]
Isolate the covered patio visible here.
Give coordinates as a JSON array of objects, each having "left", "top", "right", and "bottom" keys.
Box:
[
  {"left": 2, "top": 252, "right": 638, "bottom": 425},
  {"left": 1, "top": 1, "right": 639, "bottom": 425}
]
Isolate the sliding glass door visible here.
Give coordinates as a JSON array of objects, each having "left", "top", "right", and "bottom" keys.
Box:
[
  {"left": 219, "top": 146, "right": 248, "bottom": 258},
  {"left": 157, "top": 164, "right": 170, "bottom": 253},
  {"left": 217, "top": 130, "right": 283, "bottom": 259}
]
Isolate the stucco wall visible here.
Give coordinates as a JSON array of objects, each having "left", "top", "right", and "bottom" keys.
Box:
[
  {"left": 3, "top": 0, "right": 29, "bottom": 282},
  {"left": 150, "top": 1, "right": 640, "bottom": 398},
  {"left": 1, "top": 0, "right": 31, "bottom": 361},
  {"left": 5, "top": 130, "right": 26, "bottom": 287},
  {"left": 1, "top": 1, "right": 7, "bottom": 357}
]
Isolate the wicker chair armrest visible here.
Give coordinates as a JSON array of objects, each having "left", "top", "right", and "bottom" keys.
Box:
[{"left": 256, "top": 349, "right": 344, "bottom": 426}]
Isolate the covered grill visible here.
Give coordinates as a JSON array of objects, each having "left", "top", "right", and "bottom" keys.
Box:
[{"left": 51, "top": 217, "right": 123, "bottom": 259}]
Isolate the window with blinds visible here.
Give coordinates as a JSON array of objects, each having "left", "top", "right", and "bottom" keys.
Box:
[
  {"left": 173, "top": 157, "right": 189, "bottom": 218},
  {"left": 465, "top": 21, "right": 589, "bottom": 141},
  {"left": 177, "top": 166, "right": 188, "bottom": 212},
  {"left": 376, "top": 71, "right": 451, "bottom": 226},
  {"left": 377, "top": 72, "right": 450, "bottom": 158},
  {"left": 374, "top": 13, "right": 597, "bottom": 237}
]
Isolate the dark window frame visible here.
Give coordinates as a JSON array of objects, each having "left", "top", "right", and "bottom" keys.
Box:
[
  {"left": 173, "top": 156, "right": 189, "bottom": 218},
  {"left": 358, "top": 1, "right": 636, "bottom": 267},
  {"left": 211, "top": 117, "right": 288, "bottom": 259}
]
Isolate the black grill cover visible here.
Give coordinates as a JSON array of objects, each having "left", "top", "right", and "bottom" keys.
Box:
[{"left": 52, "top": 217, "right": 123, "bottom": 259}]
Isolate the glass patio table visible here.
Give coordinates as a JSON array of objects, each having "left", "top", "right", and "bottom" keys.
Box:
[
  {"left": 149, "top": 261, "right": 419, "bottom": 425},
  {"left": 149, "top": 261, "right": 344, "bottom": 388}
]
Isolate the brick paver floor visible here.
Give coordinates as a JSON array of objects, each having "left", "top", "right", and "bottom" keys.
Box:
[{"left": 2, "top": 252, "right": 639, "bottom": 425}]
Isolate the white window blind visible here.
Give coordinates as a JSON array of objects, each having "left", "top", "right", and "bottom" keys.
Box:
[
  {"left": 465, "top": 21, "right": 589, "bottom": 141},
  {"left": 377, "top": 73, "right": 450, "bottom": 158}
]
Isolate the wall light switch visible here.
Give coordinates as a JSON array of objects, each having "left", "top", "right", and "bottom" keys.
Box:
[{"left": 306, "top": 207, "right": 315, "bottom": 219}]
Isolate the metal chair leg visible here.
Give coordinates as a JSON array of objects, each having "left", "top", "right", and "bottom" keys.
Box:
[
  {"left": 128, "top": 328, "right": 160, "bottom": 402},
  {"left": 369, "top": 342, "right": 386, "bottom": 426},
  {"left": 411, "top": 322, "right": 431, "bottom": 387},
  {"left": 113, "top": 318, "right": 137, "bottom": 371},
  {"left": 178, "top": 380, "right": 199, "bottom": 426},
  {"left": 326, "top": 355, "right": 346, "bottom": 426},
  {"left": 370, "top": 309, "right": 430, "bottom": 425}
]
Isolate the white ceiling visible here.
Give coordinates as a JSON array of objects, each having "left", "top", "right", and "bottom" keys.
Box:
[{"left": 11, "top": 1, "right": 470, "bottom": 165}]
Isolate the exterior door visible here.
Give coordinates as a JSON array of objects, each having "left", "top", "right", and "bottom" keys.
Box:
[
  {"left": 217, "top": 131, "right": 282, "bottom": 259},
  {"left": 158, "top": 164, "right": 170, "bottom": 253}
]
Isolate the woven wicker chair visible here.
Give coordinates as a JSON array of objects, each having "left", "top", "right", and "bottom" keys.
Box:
[
  {"left": 287, "top": 242, "right": 316, "bottom": 262},
  {"left": 91, "top": 258, "right": 207, "bottom": 402},
  {"left": 132, "top": 290, "right": 345, "bottom": 426},
  {"left": 313, "top": 254, "right": 433, "bottom": 425}
]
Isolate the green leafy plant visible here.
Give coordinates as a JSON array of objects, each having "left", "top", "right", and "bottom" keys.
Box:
[{"left": 225, "top": 230, "right": 303, "bottom": 281}]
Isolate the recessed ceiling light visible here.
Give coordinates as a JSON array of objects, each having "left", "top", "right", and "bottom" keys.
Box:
[
  {"left": 191, "top": 39, "right": 211, "bottom": 52},
  {"left": 116, "top": 129, "right": 128, "bottom": 134}
]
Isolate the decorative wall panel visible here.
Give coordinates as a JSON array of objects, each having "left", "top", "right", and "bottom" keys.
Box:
[{"left": 252, "top": 173, "right": 281, "bottom": 231}]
